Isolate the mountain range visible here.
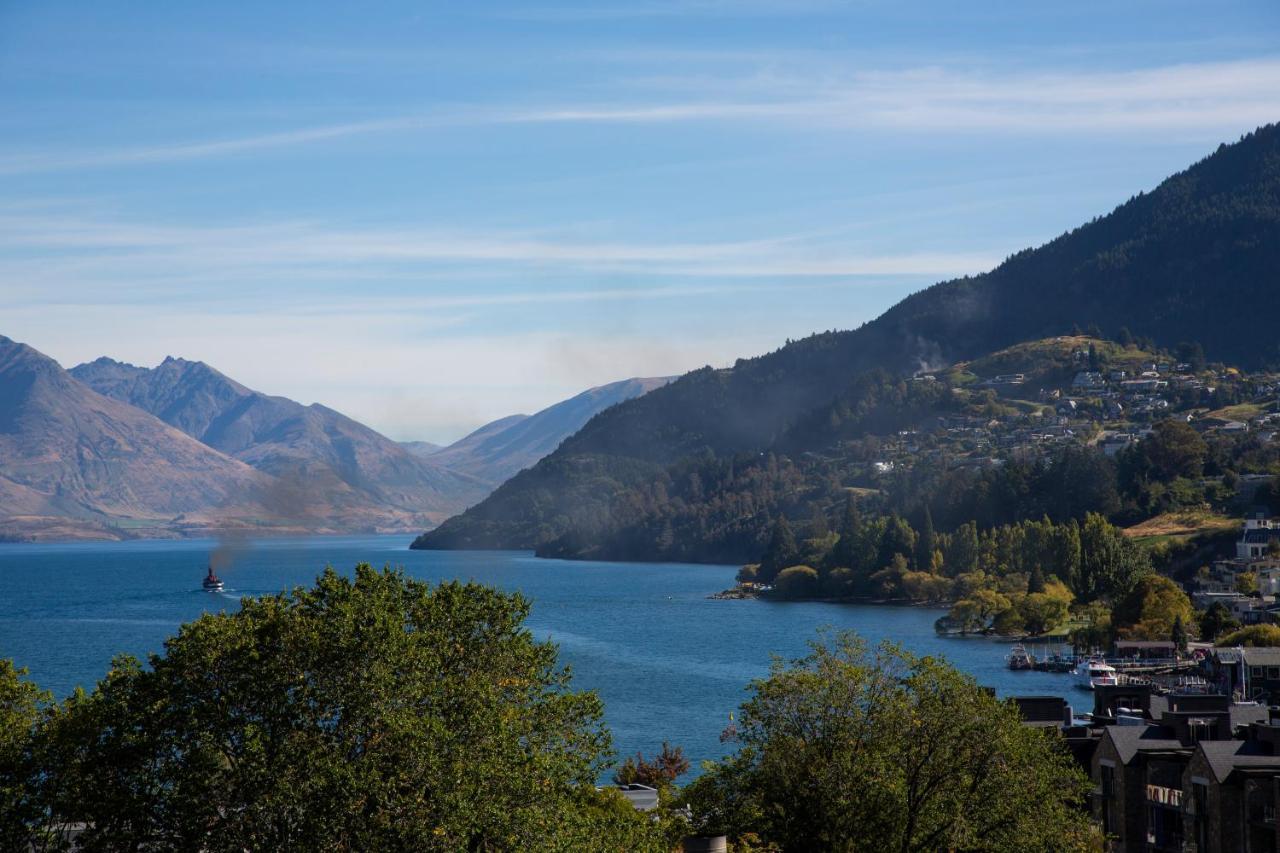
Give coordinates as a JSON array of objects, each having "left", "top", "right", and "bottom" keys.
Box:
[
  {"left": 414, "top": 377, "right": 672, "bottom": 486},
  {"left": 413, "top": 122, "right": 1280, "bottom": 560},
  {"left": 0, "top": 340, "right": 668, "bottom": 541}
]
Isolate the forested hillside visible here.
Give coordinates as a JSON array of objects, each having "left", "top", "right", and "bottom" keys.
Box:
[{"left": 415, "top": 124, "right": 1280, "bottom": 561}]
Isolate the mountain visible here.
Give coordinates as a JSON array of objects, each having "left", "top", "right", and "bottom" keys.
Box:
[
  {"left": 399, "top": 440, "right": 443, "bottom": 457},
  {"left": 424, "top": 378, "right": 673, "bottom": 486},
  {"left": 70, "top": 356, "right": 491, "bottom": 532},
  {"left": 413, "top": 123, "right": 1280, "bottom": 559},
  {"left": 0, "top": 336, "right": 270, "bottom": 541}
]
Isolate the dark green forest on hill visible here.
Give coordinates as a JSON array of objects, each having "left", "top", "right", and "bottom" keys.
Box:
[{"left": 415, "top": 123, "right": 1280, "bottom": 571}]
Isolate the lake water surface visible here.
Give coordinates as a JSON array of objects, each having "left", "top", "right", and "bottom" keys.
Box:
[{"left": 0, "top": 535, "right": 1080, "bottom": 769}]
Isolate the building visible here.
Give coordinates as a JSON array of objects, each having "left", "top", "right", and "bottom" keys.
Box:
[
  {"left": 1090, "top": 694, "right": 1270, "bottom": 852},
  {"left": 1207, "top": 649, "right": 1280, "bottom": 704}
]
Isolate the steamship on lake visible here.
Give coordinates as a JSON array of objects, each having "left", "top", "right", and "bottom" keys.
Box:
[{"left": 202, "top": 566, "right": 224, "bottom": 592}]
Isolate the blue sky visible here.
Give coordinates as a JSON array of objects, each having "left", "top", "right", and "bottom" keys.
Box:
[{"left": 2, "top": 1, "right": 1278, "bottom": 442}]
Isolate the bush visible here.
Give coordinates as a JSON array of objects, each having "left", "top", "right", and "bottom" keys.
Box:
[
  {"left": 772, "top": 565, "right": 820, "bottom": 599},
  {"left": 1220, "top": 624, "right": 1280, "bottom": 647}
]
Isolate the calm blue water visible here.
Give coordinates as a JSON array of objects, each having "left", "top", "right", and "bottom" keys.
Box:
[{"left": 0, "top": 536, "right": 1079, "bottom": 770}]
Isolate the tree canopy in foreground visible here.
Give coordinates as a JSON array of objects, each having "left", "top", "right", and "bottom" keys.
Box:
[
  {"left": 2, "top": 565, "right": 666, "bottom": 852},
  {"left": 681, "top": 631, "right": 1095, "bottom": 852}
]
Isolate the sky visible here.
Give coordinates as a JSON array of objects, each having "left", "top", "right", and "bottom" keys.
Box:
[{"left": 2, "top": 2, "right": 1279, "bottom": 443}]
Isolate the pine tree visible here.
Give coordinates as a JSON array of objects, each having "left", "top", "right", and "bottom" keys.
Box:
[
  {"left": 916, "top": 507, "right": 937, "bottom": 572},
  {"left": 759, "top": 516, "right": 799, "bottom": 584},
  {"left": 809, "top": 505, "right": 829, "bottom": 539},
  {"left": 827, "top": 495, "right": 861, "bottom": 569},
  {"left": 1171, "top": 614, "right": 1189, "bottom": 653},
  {"left": 1028, "top": 565, "right": 1046, "bottom": 594}
]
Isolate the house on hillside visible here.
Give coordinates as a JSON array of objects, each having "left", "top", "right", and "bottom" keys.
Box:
[
  {"left": 1072, "top": 371, "right": 1107, "bottom": 393},
  {"left": 1238, "top": 513, "right": 1280, "bottom": 560}
]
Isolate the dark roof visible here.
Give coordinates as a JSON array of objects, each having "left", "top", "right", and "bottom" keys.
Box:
[
  {"left": 1115, "top": 640, "right": 1176, "bottom": 649},
  {"left": 1195, "top": 740, "right": 1280, "bottom": 783},
  {"left": 1230, "top": 704, "right": 1270, "bottom": 730},
  {"left": 1103, "top": 725, "right": 1188, "bottom": 765},
  {"left": 1212, "top": 648, "right": 1280, "bottom": 666},
  {"left": 1243, "top": 529, "right": 1280, "bottom": 544}
]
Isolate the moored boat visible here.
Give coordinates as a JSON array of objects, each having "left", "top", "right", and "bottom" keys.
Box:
[
  {"left": 1007, "top": 644, "right": 1035, "bottom": 670},
  {"left": 1074, "top": 657, "right": 1118, "bottom": 689}
]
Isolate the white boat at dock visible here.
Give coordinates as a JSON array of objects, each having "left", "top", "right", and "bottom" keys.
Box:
[{"left": 1075, "top": 657, "right": 1119, "bottom": 689}]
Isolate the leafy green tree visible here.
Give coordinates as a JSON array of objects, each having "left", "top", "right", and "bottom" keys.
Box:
[
  {"left": 1135, "top": 419, "right": 1210, "bottom": 481},
  {"left": 0, "top": 661, "right": 52, "bottom": 851},
  {"left": 1078, "top": 513, "right": 1151, "bottom": 601},
  {"left": 773, "top": 565, "right": 820, "bottom": 599},
  {"left": 1236, "top": 571, "right": 1259, "bottom": 595},
  {"left": 37, "top": 566, "right": 664, "bottom": 852},
  {"left": 1112, "top": 575, "right": 1196, "bottom": 641},
  {"left": 1019, "top": 593, "right": 1069, "bottom": 636},
  {"left": 878, "top": 515, "right": 917, "bottom": 569},
  {"left": 1171, "top": 614, "right": 1189, "bottom": 653},
  {"left": 827, "top": 494, "right": 862, "bottom": 569},
  {"left": 758, "top": 517, "right": 799, "bottom": 584},
  {"left": 1069, "top": 601, "right": 1113, "bottom": 652},
  {"left": 915, "top": 506, "right": 937, "bottom": 571},
  {"left": 1199, "top": 602, "right": 1239, "bottom": 642},
  {"left": 946, "top": 521, "right": 980, "bottom": 577},
  {"left": 683, "top": 632, "right": 1092, "bottom": 851},
  {"left": 1220, "top": 624, "right": 1280, "bottom": 647},
  {"left": 944, "top": 588, "right": 1012, "bottom": 634}
]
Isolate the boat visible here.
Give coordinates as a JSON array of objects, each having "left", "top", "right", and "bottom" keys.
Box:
[
  {"left": 1007, "top": 644, "right": 1035, "bottom": 670},
  {"left": 202, "top": 566, "right": 224, "bottom": 592},
  {"left": 1032, "top": 652, "right": 1077, "bottom": 673},
  {"left": 1074, "top": 657, "right": 1119, "bottom": 689}
]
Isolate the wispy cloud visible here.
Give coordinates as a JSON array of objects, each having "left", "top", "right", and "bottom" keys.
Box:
[
  {"left": 1, "top": 57, "right": 1276, "bottom": 176},
  {"left": 493, "top": 0, "right": 851, "bottom": 21},
  {"left": 0, "top": 211, "right": 999, "bottom": 285}
]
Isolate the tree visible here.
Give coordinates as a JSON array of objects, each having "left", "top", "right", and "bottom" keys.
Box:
[
  {"left": 613, "top": 742, "right": 691, "bottom": 791},
  {"left": 1078, "top": 513, "right": 1151, "bottom": 601},
  {"left": 878, "top": 515, "right": 917, "bottom": 569},
  {"left": 916, "top": 507, "right": 937, "bottom": 572},
  {"left": 758, "top": 517, "right": 799, "bottom": 584},
  {"left": 1171, "top": 614, "right": 1189, "bottom": 653},
  {"left": 34, "top": 566, "right": 665, "bottom": 852},
  {"left": 773, "top": 565, "right": 820, "bottom": 599},
  {"left": 0, "top": 661, "right": 51, "bottom": 851},
  {"left": 1176, "top": 341, "right": 1207, "bottom": 372},
  {"left": 946, "top": 522, "right": 980, "bottom": 578},
  {"left": 945, "top": 588, "right": 1013, "bottom": 634},
  {"left": 1199, "top": 602, "right": 1239, "bottom": 642},
  {"left": 1141, "top": 420, "right": 1210, "bottom": 481},
  {"left": 1112, "top": 575, "right": 1196, "bottom": 641},
  {"left": 808, "top": 505, "right": 830, "bottom": 539},
  {"left": 1020, "top": 592, "right": 1070, "bottom": 636},
  {"left": 1236, "top": 571, "right": 1259, "bottom": 595},
  {"left": 683, "top": 632, "right": 1093, "bottom": 851},
  {"left": 1220, "top": 625, "right": 1280, "bottom": 647},
  {"left": 1027, "top": 565, "right": 1046, "bottom": 594}
]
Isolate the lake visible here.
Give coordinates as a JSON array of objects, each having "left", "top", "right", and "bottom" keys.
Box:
[{"left": 0, "top": 535, "right": 1080, "bottom": 771}]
